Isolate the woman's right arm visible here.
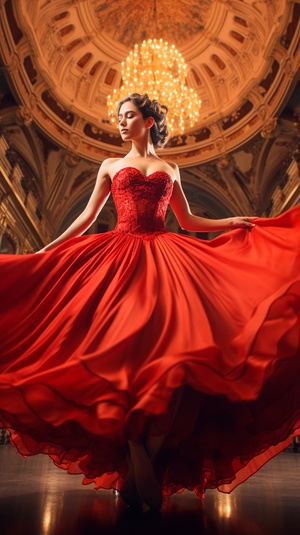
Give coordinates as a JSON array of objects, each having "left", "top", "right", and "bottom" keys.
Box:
[{"left": 37, "top": 161, "right": 112, "bottom": 252}]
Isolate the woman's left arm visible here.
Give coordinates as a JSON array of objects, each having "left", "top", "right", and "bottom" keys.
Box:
[{"left": 169, "top": 165, "right": 255, "bottom": 232}]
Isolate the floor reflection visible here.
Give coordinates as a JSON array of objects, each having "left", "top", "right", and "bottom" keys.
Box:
[{"left": 0, "top": 445, "right": 299, "bottom": 535}]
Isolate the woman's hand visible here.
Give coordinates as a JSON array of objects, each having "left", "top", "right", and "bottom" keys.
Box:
[{"left": 228, "top": 217, "right": 256, "bottom": 229}]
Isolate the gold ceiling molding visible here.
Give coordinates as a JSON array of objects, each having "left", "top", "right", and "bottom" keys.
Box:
[{"left": 0, "top": 0, "right": 299, "bottom": 166}]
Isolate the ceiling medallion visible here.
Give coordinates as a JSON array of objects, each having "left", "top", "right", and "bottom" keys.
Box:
[{"left": 107, "top": 38, "right": 201, "bottom": 135}]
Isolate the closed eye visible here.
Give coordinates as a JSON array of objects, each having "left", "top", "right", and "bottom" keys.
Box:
[{"left": 118, "top": 112, "right": 136, "bottom": 122}]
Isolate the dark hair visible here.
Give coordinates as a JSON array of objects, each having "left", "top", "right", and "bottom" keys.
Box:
[{"left": 117, "top": 93, "right": 168, "bottom": 148}]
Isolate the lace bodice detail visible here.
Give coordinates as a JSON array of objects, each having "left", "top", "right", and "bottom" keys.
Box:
[{"left": 111, "top": 167, "right": 174, "bottom": 235}]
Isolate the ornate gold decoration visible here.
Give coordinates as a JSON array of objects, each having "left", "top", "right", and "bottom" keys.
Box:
[{"left": 107, "top": 38, "right": 201, "bottom": 134}]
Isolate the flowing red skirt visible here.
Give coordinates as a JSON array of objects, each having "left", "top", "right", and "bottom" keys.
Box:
[{"left": 0, "top": 206, "right": 300, "bottom": 497}]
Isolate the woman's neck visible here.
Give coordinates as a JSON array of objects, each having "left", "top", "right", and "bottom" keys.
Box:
[{"left": 127, "top": 139, "right": 157, "bottom": 159}]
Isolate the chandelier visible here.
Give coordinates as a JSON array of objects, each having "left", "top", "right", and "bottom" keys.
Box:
[{"left": 107, "top": 38, "right": 201, "bottom": 135}]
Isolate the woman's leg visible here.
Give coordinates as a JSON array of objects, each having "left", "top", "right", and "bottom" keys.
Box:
[
  {"left": 128, "top": 439, "right": 163, "bottom": 509},
  {"left": 120, "top": 387, "right": 184, "bottom": 509}
]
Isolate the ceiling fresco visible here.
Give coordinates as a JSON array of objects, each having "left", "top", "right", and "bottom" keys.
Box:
[{"left": 93, "top": 0, "right": 212, "bottom": 47}]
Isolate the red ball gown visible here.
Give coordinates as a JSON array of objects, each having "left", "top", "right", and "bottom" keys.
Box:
[{"left": 0, "top": 167, "right": 300, "bottom": 497}]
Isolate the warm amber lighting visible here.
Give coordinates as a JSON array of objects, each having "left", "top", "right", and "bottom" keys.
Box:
[{"left": 107, "top": 38, "right": 201, "bottom": 135}]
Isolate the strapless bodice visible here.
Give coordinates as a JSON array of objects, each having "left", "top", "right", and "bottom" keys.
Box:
[{"left": 111, "top": 167, "right": 174, "bottom": 235}]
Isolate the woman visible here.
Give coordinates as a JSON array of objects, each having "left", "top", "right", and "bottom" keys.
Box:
[{"left": 0, "top": 93, "right": 300, "bottom": 510}]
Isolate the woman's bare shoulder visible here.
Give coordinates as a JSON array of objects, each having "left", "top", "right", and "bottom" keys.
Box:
[
  {"left": 163, "top": 160, "right": 180, "bottom": 180},
  {"left": 101, "top": 158, "right": 123, "bottom": 170},
  {"left": 98, "top": 158, "right": 124, "bottom": 180}
]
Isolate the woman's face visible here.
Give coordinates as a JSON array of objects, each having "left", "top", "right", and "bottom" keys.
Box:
[{"left": 118, "top": 101, "right": 152, "bottom": 143}]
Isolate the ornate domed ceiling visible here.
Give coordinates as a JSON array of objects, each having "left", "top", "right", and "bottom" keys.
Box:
[
  {"left": 0, "top": 0, "right": 299, "bottom": 253},
  {"left": 1, "top": 0, "right": 299, "bottom": 166}
]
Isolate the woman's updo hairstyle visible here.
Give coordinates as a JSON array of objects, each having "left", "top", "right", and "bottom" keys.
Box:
[{"left": 117, "top": 93, "right": 169, "bottom": 148}]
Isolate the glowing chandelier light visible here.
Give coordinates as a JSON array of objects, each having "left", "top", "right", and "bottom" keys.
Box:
[{"left": 107, "top": 38, "right": 201, "bottom": 135}]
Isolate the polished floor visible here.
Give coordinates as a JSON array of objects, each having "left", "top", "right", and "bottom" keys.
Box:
[{"left": 0, "top": 444, "right": 299, "bottom": 535}]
